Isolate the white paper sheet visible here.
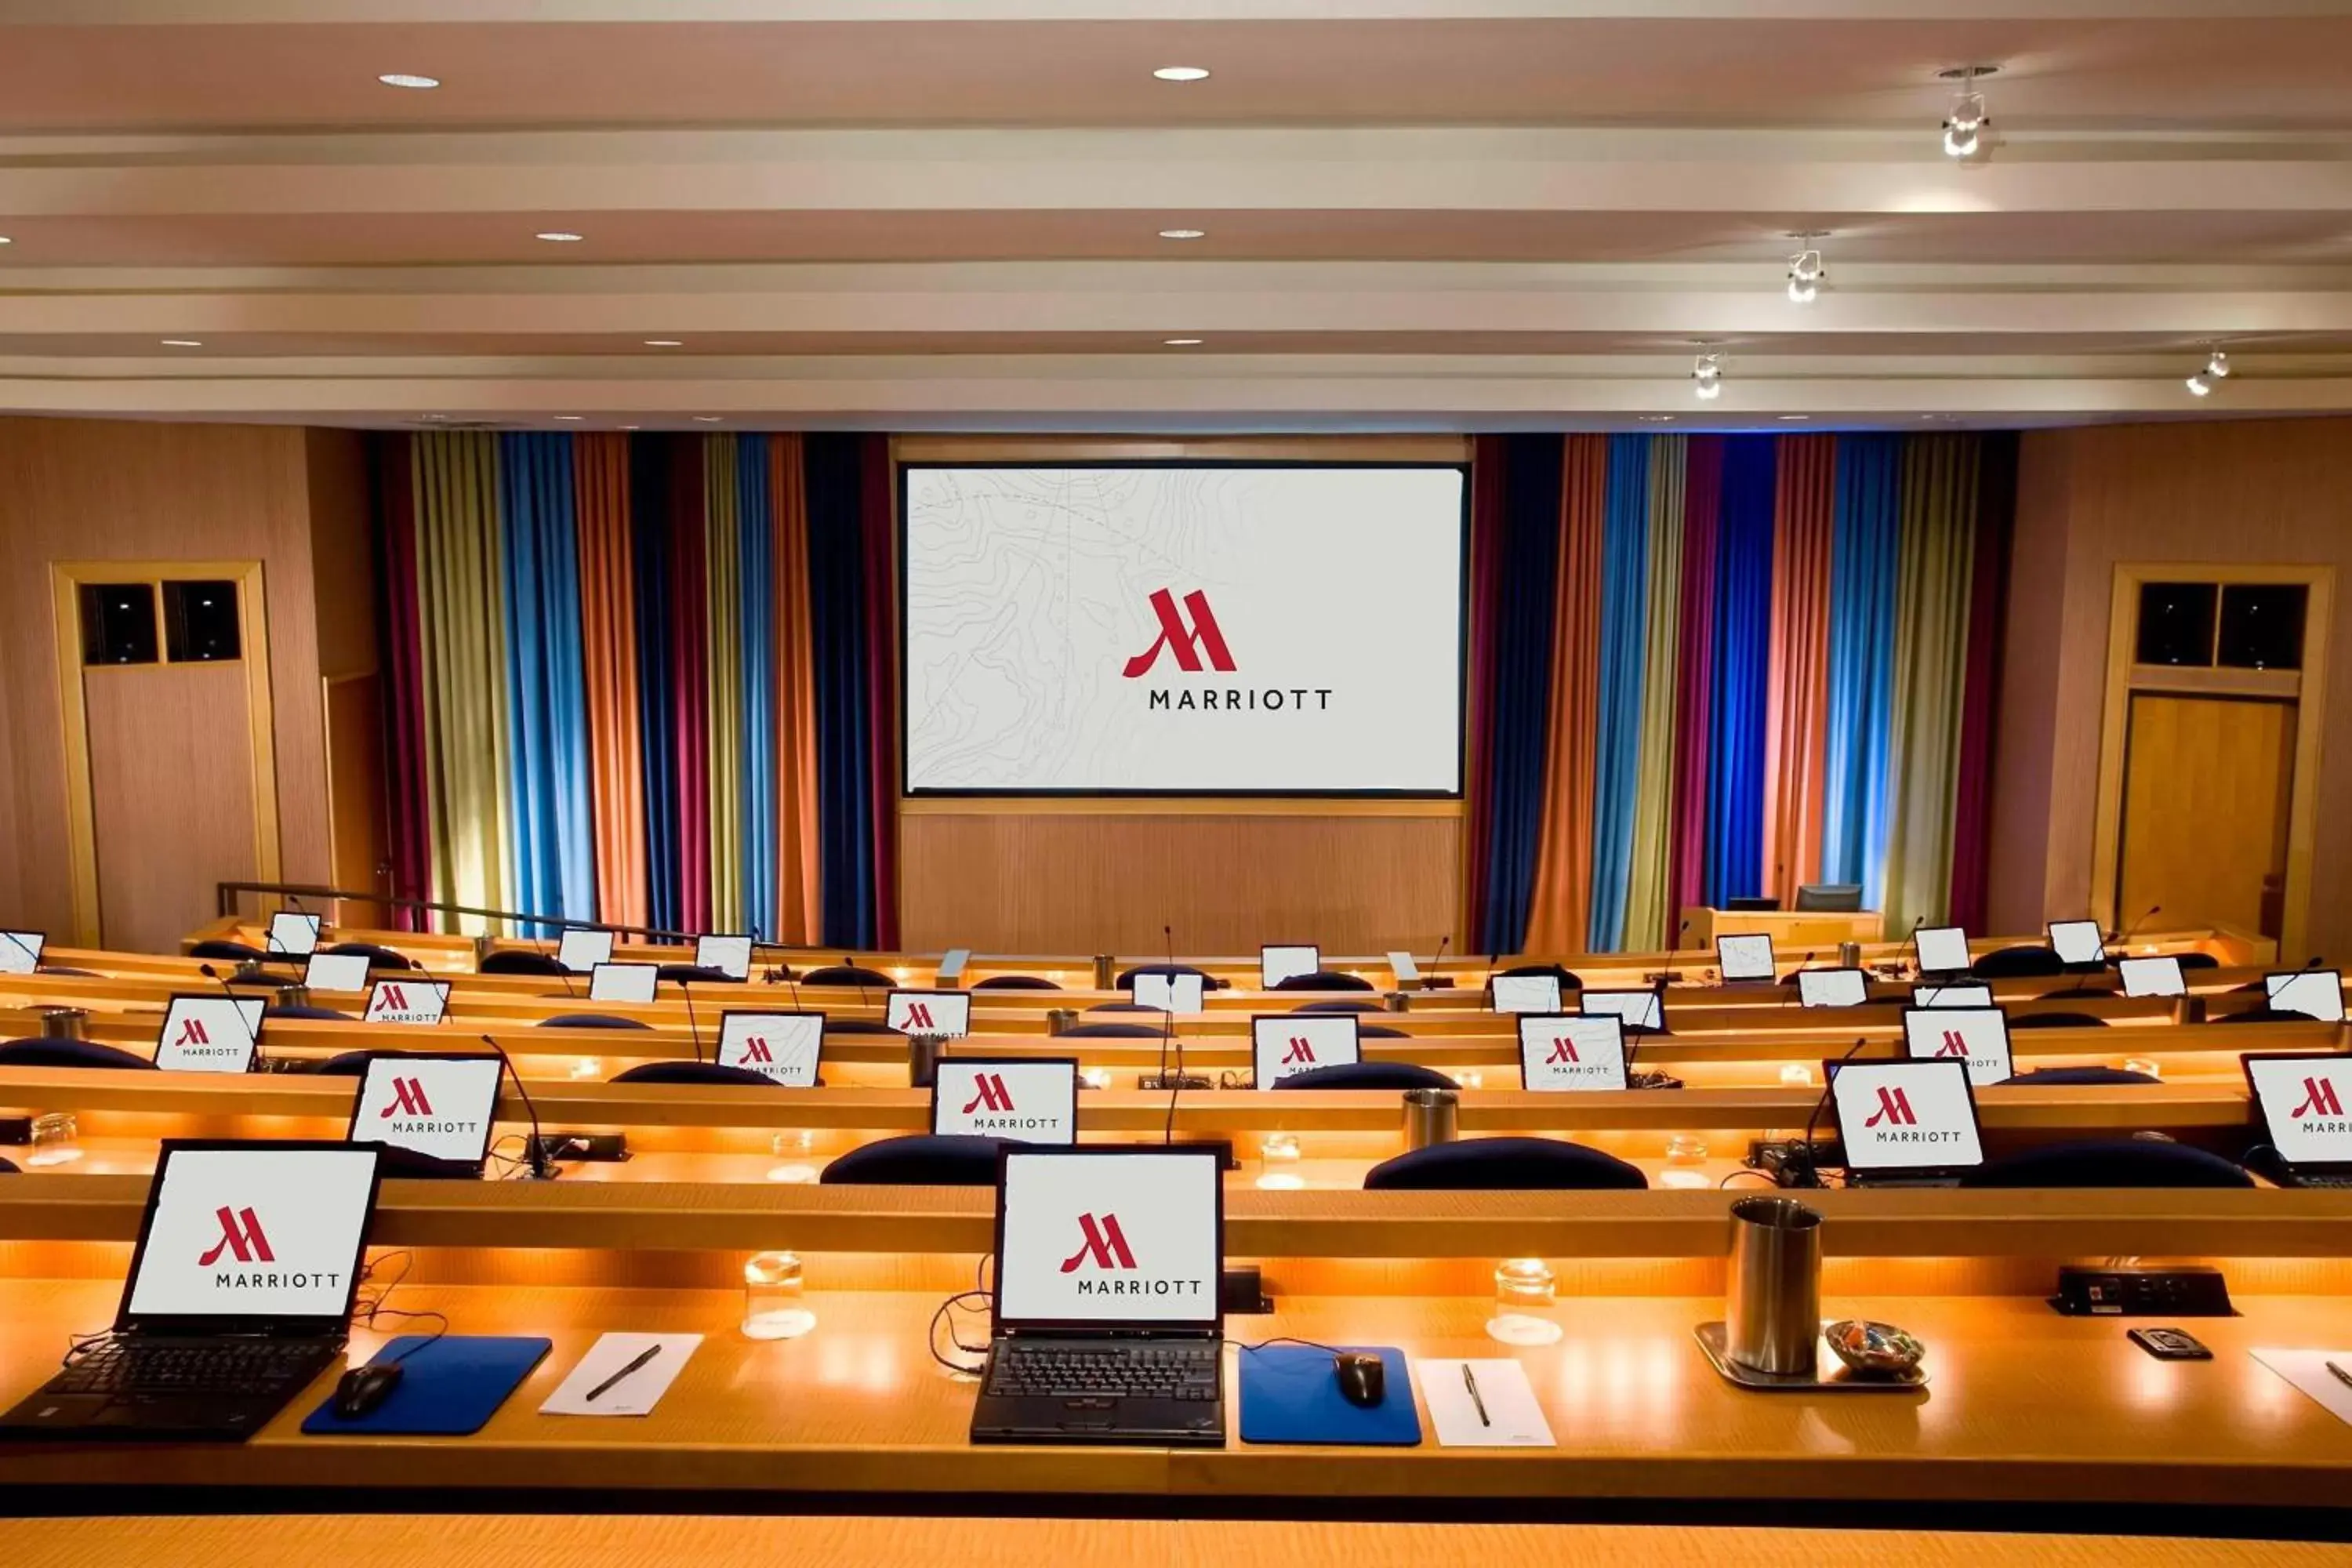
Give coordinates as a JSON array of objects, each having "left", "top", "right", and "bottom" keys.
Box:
[
  {"left": 1415, "top": 1358, "right": 1555, "bottom": 1446},
  {"left": 539, "top": 1332, "right": 701, "bottom": 1417},
  {"left": 2252, "top": 1348, "right": 2352, "bottom": 1428}
]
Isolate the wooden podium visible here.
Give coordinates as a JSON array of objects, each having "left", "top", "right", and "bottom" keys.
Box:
[{"left": 1682, "top": 904, "right": 1883, "bottom": 949}]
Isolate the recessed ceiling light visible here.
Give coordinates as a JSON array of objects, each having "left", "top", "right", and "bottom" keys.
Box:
[
  {"left": 0, "top": 235, "right": 13, "bottom": 245},
  {"left": 554, "top": 415, "right": 584, "bottom": 421},
  {"left": 1778, "top": 415, "right": 1811, "bottom": 421},
  {"left": 377, "top": 73, "right": 441, "bottom": 89},
  {"left": 161, "top": 339, "right": 203, "bottom": 347},
  {"left": 1639, "top": 416, "right": 1675, "bottom": 423},
  {"left": 620, "top": 424, "right": 641, "bottom": 430},
  {"left": 1152, "top": 66, "right": 1210, "bottom": 82},
  {"left": 693, "top": 415, "right": 723, "bottom": 423},
  {"left": 644, "top": 339, "right": 684, "bottom": 347},
  {"left": 535, "top": 231, "right": 585, "bottom": 243},
  {"left": 1157, "top": 228, "right": 1207, "bottom": 241},
  {"left": 1163, "top": 337, "right": 1204, "bottom": 346}
]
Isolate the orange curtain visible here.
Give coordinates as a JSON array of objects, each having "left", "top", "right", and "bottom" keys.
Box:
[
  {"left": 1522, "top": 435, "right": 1609, "bottom": 953},
  {"left": 1762, "top": 435, "right": 1835, "bottom": 905},
  {"left": 572, "top": 434, "right": 648, "bottom": 931},
  {"left": 770, "top": 434, "right": 824, "bottom": 942}
]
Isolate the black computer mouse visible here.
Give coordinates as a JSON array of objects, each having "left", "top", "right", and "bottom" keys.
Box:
[
  {"left": 1334, "top": 1352, "right": 1385, "bottom": 1408},
  {"left": 332, "top": 1362, "right": 404, "bottom": 1419}
]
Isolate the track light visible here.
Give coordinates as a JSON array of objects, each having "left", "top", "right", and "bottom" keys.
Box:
[
  {"left": 1693, "top": 353, "right": 1725, "bottom": 401},
  {"left": 2186, "top": 347, "right": 2232, "bottom": 397},
  {"left": 2207, "top": 349, "right": 2231, "bottom": 379},
  {"left": 1940, "top": 67, "right": 1995, "bottom": 160},
  {"left": 2185, "top": 372, "right": 2212, "bottom": 397},
  {"left": 1786, "top": 233, "right": 1827, "bottom": 304}
]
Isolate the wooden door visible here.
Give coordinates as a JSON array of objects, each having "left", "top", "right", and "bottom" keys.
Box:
[{"left": 2117, "top": 693, "right": 2294, "bottom": 940}]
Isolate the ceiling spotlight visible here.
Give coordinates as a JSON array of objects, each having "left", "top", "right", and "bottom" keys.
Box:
[
  {"left": 1940, "top": 66, "right": 1996, "bottom": 160},
  {"left": 161, "top": 339, "right": 203, "bottom": 347},
  {"left": 1163, "top": 337, "right": 1204, "bottom": 346},
  {"left": 1693, "top": 352, "right": 1725, "bottom": 401},
  {"left": 1152, "top": 66, "right": 1210, "bottom": 82},
  {"left": 0, "top": 235, "right": 13, "bottom": 245},
  {"left": 1157, "top": 228, "right": 1207, "bottom": 241},
  {"left": 377, "top": 73, "right": 441, "bottom": 89},
  {"left": 644, "top": 339, "right": 684, "bottom": 347},
  {"left": 692, "top": 415, "right": 724, "bottom": 423},
  {"left": 554, "top": 415, "right": 584, "bottom": 421},
  {"left": 1785, "top": 232, "right": 1828, "bottom": 304},
  {"left": 2185, "top": 372, "right": 2213, "bottom": 397},
  {"left": 535, "top": 230, "right": 585, "bottom": 243},
  {"left": 2206, "top": 348, "right": 2231, "bottom": 379}
]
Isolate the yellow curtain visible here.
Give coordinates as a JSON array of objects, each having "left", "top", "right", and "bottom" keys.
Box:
[
  {"left": 1621, "top": 435, "right": 1686, "bottom": 950},
  {"left": 771, "top": 435, "right": 824, "bottom": 942},
  {"left": 703, "top": 435, "right": 744, "bottom": 932},
  {"left": 1881, "top": 435, "right": 1980, "bottom": 937},
  {"left": 411, "top": 431, "right": 512, "bottom": 934}
]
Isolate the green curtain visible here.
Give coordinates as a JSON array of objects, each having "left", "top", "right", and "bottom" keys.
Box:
[
  {"left": 412, "top": 431, "right": 514, "bottom": 933},
  {"left": 1880, "top": 435, "right": 1980, "bottom": 937},
  {"left": 1622, "top": 435, "right": 1686, "bottom": 950},
  {"left": 703, "top": 435, "right": 745, "bottom": 933}
]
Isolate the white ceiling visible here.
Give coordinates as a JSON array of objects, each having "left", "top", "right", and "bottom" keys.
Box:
[{"left": 2, "top": 0, "right": 2350, "bottom": 431}]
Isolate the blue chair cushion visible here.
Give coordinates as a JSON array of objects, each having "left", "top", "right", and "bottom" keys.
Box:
[
  {"left": 2009, "top": 1012, "right": 2107, "bottom": 1029},
  {"left": 1059, "top": 1022, "right": 1164, "bottom": 1038},
  {"left": 189, "top": 940, "right": 266, "bottom": 962},
  {"left": 611, "top": 1062, "right": 782, "bottom": 1087},
  {"left": 1273, "top": 1062, "right": 1457, "bottom": 1091},
  {"left": 0, "top": 1037, "right": 157, "bottom": 1071},
  {"left": 327, "top": 942, "right": 416, "bottom": 971},
  {"left": 1364, "top": 1137, "right": 1647, "bottom": 1192},
  {"left": 820, "top": 1134, "right": 1004, "bottom": 1186},
  {"left": 539, "top": 1013, "right": 652, "bottom": 1030},
  {"left": 657, "top": 964, "right": 740, "bottom": 986},
  {"left": 481, "top": 951, "right": 570, "bottom": 978},
  {"left": 974, "top": 975, "right": 1062, "bottom": 991},
  {"left": 1359, "top": 1022, "right": 1408, "bottom": 1040},
  {"left": 1959, "top": 1138, "right": 2252, "bottom": 1189},
  {"left": 801, "top": 965, "right": 895, "bottom": 988},
  {"left": 2176, "top": 952, "right": 2220, "bottom": 971},
  {"left": 2003, "top": 1065, "right": 2158, "bottom": 1085},
  {"left": 1292, "top": 1000, "right": 1385, "bottom": 1014},
  {"left": 1970, "top": 946, "right": 2067, "bottom": 979},
  {"left": 1117, "top": 964, "right": 1227, "bottom": 992},
  {"left": 1498, "top": 963, "right": 1583, "bottom": 990},
  {"left": 0, "top": 1156, "right": 18, "bottom": 1174},
  {"left": 310, "top": 1048, "right": 475, "bottom": 1077},
  {"left": 2211, "top": 1006, "right": 2320, "bottom": 1025},
  {"left": 1087, "top": 1003, "right": 1158, "bottom": 1014},
  {"left": 1271, "top": 971, "right": 1375, "bottom": 993}
]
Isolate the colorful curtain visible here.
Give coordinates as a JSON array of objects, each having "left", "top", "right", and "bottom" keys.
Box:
[
  {"left": 1469, "top": 430, "right": 2016, "bottom": 952},
  {"left": 376, "top": 430, "right": 891, "bottom": 946}
]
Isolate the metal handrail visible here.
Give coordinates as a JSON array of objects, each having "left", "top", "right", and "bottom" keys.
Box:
[{"left": 212, "top": 880, "right": 713, "bottom": 945}]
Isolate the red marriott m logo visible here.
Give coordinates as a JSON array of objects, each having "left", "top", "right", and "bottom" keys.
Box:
[
  {"left": 1934, "top": 1030, "right": 1969, "bottom": 1058},
  {"left": 197, "top": 1206, "right": 274, "bottom": 1267},
  {"left": 1058, "top": 1213, "right": 1137, "bottom": 1273},
  {"left": 1122, "top": 589, "right": 1236, "bottom": 679},
  {"left": 172, "top": 1018, "right": 211, "bottom": 1048},
  {"left": 1279, "top": 1037, "right": 1316, "bottom": 1065},
  {"left": 2292, "top": 1076, "right": 2346, "bottom": 1120},
  {"left": 902, "top": 1001, "right": 935, "bottom": 1030},
  {"left": 380, "top": 1077, "right": 434, "bottom": 1117},
  {"left": 377, "top": 983, "right": 409, "bottom": 1013},
  {"left": 961, "top": 1073, "right": 1014, "bottom": 1115},
  {"left": 1544, "top": 1037, "right": 1581, "bottom": 1065},
  {"left": 1864, "top": 1086, "right": 1918, "bottom": 1128},
  {"left": 739, "top": 1036, "right": 775, "bottom": 1064}
]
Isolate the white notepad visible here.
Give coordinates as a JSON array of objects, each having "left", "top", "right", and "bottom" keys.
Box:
[
  {"left": 2252, "top": 1348, "right": 2352, "bottom": 1428},
  {"left": 1416, "top": 1358, "right": 1555, "bottom": 1446},
  {"left": 539, "top": 1332, "right": 701, "bottom": 1417}
]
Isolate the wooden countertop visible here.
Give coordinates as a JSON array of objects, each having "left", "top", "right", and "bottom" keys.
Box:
[
  {"left": 0, "top": 1282, "right": 2347, "bottom": 1509},
  {"left": 9, "top": 1516, "right": 2348, "bottom": 1568}
]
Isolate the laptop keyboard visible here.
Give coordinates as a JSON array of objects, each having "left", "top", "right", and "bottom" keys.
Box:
[
  {"left": 50, "top": 1338, "right": 333, "bottom": 1399},
  {"left": 985, "top": 1342, "right": 1220, "bottom": 1402},
  {"left": 2294, "top": 1172, "right": 2352, "bottom": 1189}
]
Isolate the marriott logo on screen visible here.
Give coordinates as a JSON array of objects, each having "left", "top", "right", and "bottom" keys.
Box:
[
  {"left": 1058, "top": 1212, "right": 1204, "bottom": 1298},
  {"left": 2290, "top": 1076, "right": 2350, "bottom": 1134},
  {"left": 376, "top": 1076, "right": 481, "bottom": 1138},
  {"left": 956, "top": 1073, "right": 1060, "bottom": 1132},
  {"left": 1124, "top": 588, "right": 1334, "bottom": 716},
  {"left": 197, "top": 1205, "right": 343, "bottom": 1290},
  {"left": 167, "top": 1015, "right": 244, "bottom": 1060},
  {"left": 1859, "top": 1084, "right": 1965, "bottom": 1144}
]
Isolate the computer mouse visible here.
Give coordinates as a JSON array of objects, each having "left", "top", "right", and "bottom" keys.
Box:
[
  {"left": 1334, "top": 1352, "right": 1385, "bottom": 1408},
  {"left": 332, "top": 1362, "right": 404, "bottom": 1420}
]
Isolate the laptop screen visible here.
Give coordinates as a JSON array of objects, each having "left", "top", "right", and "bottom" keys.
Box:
[
  {"left": 349, "top": 1054, "right": 502, "bottom": 1166},
  {"left": 994, "top": 1148, "right": 1222, "bottom": 1334},
  {"left": 120, "top": 1142, "right": 382, "bottom": 1333},
  {"left": 1830, "top": 1058, "right": 1985, "bottom": 1175},
  {"left": 2245, "top": 1052, "right": 2352, "bottom": 1168}
]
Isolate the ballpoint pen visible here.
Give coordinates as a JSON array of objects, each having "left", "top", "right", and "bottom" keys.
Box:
[
  {"left": 586, "top": 1344, "right": 662, "bottom": 1403},
  {"left": 1461, "top": 1363, "right": 1490, "bottom": 1427},
  {"left": 2325, "top": 1360, "right": 2352, "bottom": 1392}
]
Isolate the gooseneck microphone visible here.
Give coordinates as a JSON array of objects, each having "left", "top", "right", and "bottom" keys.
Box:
[
  {"left": 1425, "top": 933, "right": 1452, "bottom": 992},
  {"left": 677, "top": 975, "right": 706, "bottom": 1063},
  {"left": 2111, "top": 903, "right": 2164, "bottom": 951},
  {"left": 1781, "top": 951, "right": 1818, "bottom": 1009},
  {"left": 1785, "top": 1036, "right": 1874, "bottom": 1189},
  {"left": 198, "top": 962, "right": 266, "bottom": 1073},
  {"left": 479, "top": 1033, "right": 559, "bottom": 1180}
]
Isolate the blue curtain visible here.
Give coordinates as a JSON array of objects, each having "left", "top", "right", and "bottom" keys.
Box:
[
  {"left": 1586, "top": 434, "right": 1653, "bottom": 950},
  {"left": 737, "top": 435, "right": 779, "bottom": 941},
  {"left": 495, "top": 434, "right": 595, "bottom": 933},
  {"left": 630, "top": 437, "right": 680, "bottom": 932},
  {"left": 804, "top": 433, "right": 877, "bottom": 949},
  {"left": 1475, "top": 436, "right": 1563, "bottom": 956},
  {"left": 1704, "top": 435, "right": 1776, "bottom": 905},
  {"left": 1822, "top": 434, "right": 1903, "bottom": 904}
]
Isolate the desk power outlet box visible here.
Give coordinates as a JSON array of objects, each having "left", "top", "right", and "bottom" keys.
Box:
[
  {"left": 2053, "top": 1265, "right": 2234, "bottom": 1318},
  {"left": 535, "top": 1131, "right": 630, "bottom": 1163}
]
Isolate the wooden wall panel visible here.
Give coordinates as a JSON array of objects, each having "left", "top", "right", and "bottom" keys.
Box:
[
  {"left": 325, "top": 673, "right": 390, "bottom": 926},
  {"left": 899, "top": 808, "right": 1460, "bottom": 953},
  {"left": 83, "top": 663, "right": 260, "bottom": 953},
  {"left": 0, "top": 416, "right": 333, "bottom": 937},
  {"left": 2001, "top": 417, "right": 2352, "bottom": 960},
  {"left": 303, "top": 428, "right": 377, "bottom": 682}
]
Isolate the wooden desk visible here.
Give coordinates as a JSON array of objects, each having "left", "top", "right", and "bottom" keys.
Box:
[
  {"left": 1683, "top": 905, "right": 1884, "bottom": 947},
  {"left": 0, "top": 1281, "right": 2348, "bottom": 1511},
  {"left": 9, "top": 1516, "right": 2349, "bottom": 1568}
]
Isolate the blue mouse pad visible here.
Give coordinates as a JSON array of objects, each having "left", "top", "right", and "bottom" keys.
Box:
[
  {"left": 1238, "top": 1343, "right": 1421, "bottom": 1446},
  {"left": 301, "top": 1335, "right": 551, "bottom": 1436}
]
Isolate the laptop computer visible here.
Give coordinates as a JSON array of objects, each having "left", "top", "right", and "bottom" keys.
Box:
[
  {"left": 0, "top": 1140, "right": 383, "bottom": 1441},
  {"left": 2241, "top": 1051, "right": 2352, "bottom": 1189},
  {"left": 349, "top": 1052, "right": 503, "bottom": 1178},
  {"left": 1829, "top": 1057, "right": 1985, "bottom": 1189},
  {"left": 971, "top": 1145, "right": 1225, "bottom": 1447}
]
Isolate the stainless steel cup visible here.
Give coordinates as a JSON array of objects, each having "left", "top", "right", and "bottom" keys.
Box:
[
  {"left": 907, "top": 1033, "right": 946, "bottom": 1089},
  {"left": 1726, "top": 1196, "right": 1824, "bottom": 1376},
  {"left": 1091, "top": 954, "right": 1116, "bottom": 990},
  {"left": 1401, "top": 1087, "right": 1460, "bottom": 1149},
  {"left": 1837, "top": 941, "right": 1862, "bottom": 968},
  {"left": 34, "top": 1006, "right": 88, "bottom": 1041},
  {"left": 1044, "top": 1007, "right": 1077, "bottom": 1036}
]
